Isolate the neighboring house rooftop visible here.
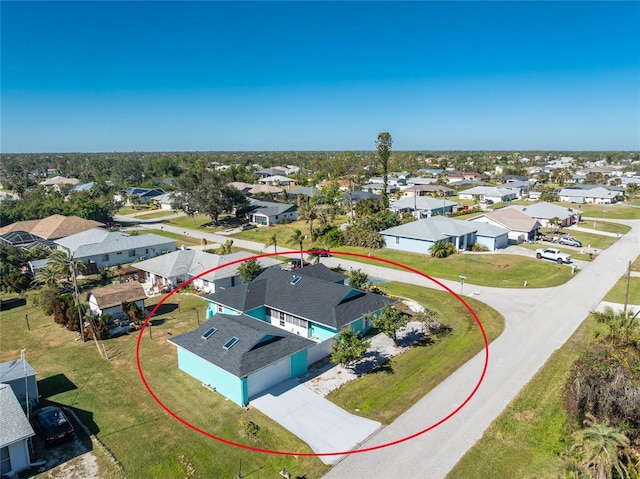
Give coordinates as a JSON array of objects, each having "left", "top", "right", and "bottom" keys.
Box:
[
  {"left": 292, "top": 263, "right": 346, "bottom": 283},
  {"left": 0, "top": 359, "right": 37, "bottom": 384},
  {"left": 0, "top": 214, "right": 103, "bottom": 239},
  {"left": 248, "top": 198, "right": 297, "bottom": 217},
  {"left": 40, "top": 176, "right": 80, "bottom": 186},
  {"left": 506, "top": 201, "right": 581, "bottom": 220},
  {"left": 205, "top": 267, "right": 392, "bottom": 330},
  {"left": 389, "top": 196, "right": 459, "bottom": 212},
  {"left": 55, "top": 228, "right": 174, "bottom": 258},
  {"left": 381, "top": 216, "right": 478, "bottom": 242},
  {"left": 89, "top": 282, "right": 146, "bottom": 310},
  {"left": 0, "top": 383, "right": 35, "bottom": 448},
  {"left": 169, "top": 314, "right": 314, "bottom": 378},
  {"left": 472, "top": 208, "right": 541, "bottom": 232},
  {"left": 134, "top": 249, "right": 280, "bottom": 282}
]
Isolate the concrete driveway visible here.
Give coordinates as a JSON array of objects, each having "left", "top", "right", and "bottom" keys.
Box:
[{"left": 250, "top": 379, "right": 381, "bottom": 465}]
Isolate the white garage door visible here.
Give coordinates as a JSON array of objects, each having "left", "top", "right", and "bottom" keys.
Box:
[{"left": 247, "top": 357, "right": 291, "bottom": 399}]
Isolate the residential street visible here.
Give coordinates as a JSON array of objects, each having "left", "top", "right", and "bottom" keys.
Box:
[{"left": 123, "top": 215, "right": 639, "bottom": 478}]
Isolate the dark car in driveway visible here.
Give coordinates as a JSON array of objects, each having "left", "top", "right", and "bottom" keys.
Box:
[{"left": 32, "top": 406, "right": 75, "bottom": 446}]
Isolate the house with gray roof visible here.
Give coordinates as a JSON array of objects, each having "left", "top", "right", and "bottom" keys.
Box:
[
  {"left": 246, "top": 199, "right": 297, "bottom": 226},
  {"left": 0, "top": 383, "right": 35, "bottom": 477},
  {"left": 389, "top": 196, "right": 460, "bottom": 218},
  {"left": 169, "top": 314, "right": 314, "bottom": 406},
  {"left": 505, "top": 201, "right": 581, "bottom": 228},
  {"left": 0, "top": 359, "right": 38, "bottom": 409},
  {"left": 55, "top": 228, "right": 175, "bottom": 269},
  {"left": 558, "top": 186, "right": 620, "bottom": 204},
  {"left": 133, "top": 249, "right": 281, "bottom": 294},
  {"left": 178, "top": 265, "right": 392, "bottom": 405},
  {"left": 381, "top": 216, "right": 480, "bottom": 253}
]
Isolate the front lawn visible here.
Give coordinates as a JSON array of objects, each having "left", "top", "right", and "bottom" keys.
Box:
[
  {"left": 603, "top": 275, "right": 640, "bottom": 306},
  {"left": 562, "top": 202, "right": 640, "bottom": 220},
  {"left": 327, "top": 282, "right": 504, "bottom": 424},
  {"left": 446, "top": 314, "right": 607, "bottom": 478},
  {"left": 141, "top": 228, "right": 202, "bottom": 247},
  {"left": 331, "top": 247, "right": 575, "bottom": 288},
  {"left": 1, "top": 291, "right": 328, "bottom": 479}
]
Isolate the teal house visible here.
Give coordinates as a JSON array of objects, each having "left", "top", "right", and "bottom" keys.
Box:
[{"left": 170, "top": 264, "right": 391, "bottom": 406}]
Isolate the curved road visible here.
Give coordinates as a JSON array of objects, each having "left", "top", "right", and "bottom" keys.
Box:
[{"left": 121, "top": 213, "right": 639, "bottom": 478}]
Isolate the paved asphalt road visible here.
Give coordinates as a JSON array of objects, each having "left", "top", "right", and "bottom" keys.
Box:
[{"left": 120, "top": 214, "right": 639, "bottom": 478}]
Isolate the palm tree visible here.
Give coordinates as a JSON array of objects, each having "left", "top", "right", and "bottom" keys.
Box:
[
  {"left": 264, "top": 232, "right": 278, "bottom": 259},
  {"left": 429, "top": 241, "right": 456, "bottom": 258},
  {"left": 48, "top": 249, "right": 87, "bottom": 281},
  {"left": 32, "top": 265, "right": 60, "bottom": 287},
  {"left": 571, "top": 414, "right": 631, "bottom": 479},
  {"left": 299, "top": 201, "right": 318, "bottom": 240},
  {"left": 288, "top": 228, "right": 305, "bottom": 265},
  {"left": 217, "top": 239, "right": 234, "bottom": 255},
  {"left": 593, "top": 305, "right": 639, "bottom": 346}
]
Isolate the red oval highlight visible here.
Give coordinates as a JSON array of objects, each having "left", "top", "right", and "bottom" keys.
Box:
[{"left": 136, "top": 250, "right": 489, "bottom": 458}]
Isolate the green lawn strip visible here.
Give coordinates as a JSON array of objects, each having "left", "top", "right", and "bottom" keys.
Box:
[
  {"left": 633, "top": 256, "right": 640, "bottom": 272},
  {"left": 446, "top": 315, "right": 603, "bottom": 479},
  {"left": 331, "top": 247, "right": 574, "bottom": 288},
  {"left": 602, "top": 276, "right": 640, "bottom": 305},
  {"left": 231, "top": 220, "right": 316, "bottom": 246},
  {"left": 576, "top": 220, "right": 630, "bottom": 235},
  {"left": 130, "top": 209, "right": 178, "bottom": 220},
  {"left": 562, "top": 202, "right": 640, "bottom": 220},
  {"left": 141, "top": 228, "right": 202, "bottom": 247},
  {"left": 116, "top": 206, "right": 150, "bottom": 216},
  {"left": 327, "top": 282, "right": 504, "bottom": 424},
  {"left": 164, "top": 214, "right": 223, "bottom": 230},
  {"left": 1, "top": 292, "right": 328, "bottom": 479}
]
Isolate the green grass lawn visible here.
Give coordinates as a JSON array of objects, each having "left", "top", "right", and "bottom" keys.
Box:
[
  {"left": 131, "top": 209, "right": 179, "bottom": 220},
  {"left": 576, "top": 220, "right": 631, "bottom": 235},
  {"left": 327, "top": 282, "right": 504, "bottom": 424},
  {"left": 141, "top": 228, "right": 202, "bottom": 247},
  {"left": 446, "top": 315, "right": 608, "bottom": 479},
  {"left": 164, "top": 214, "right": 222, "bottom": 230},
  {"left": 564, "top": 202, "right": 640, "bottom": 220},
  {"left": 116, "top": 205, "right": 150, "bottom": 216},
  {"left": 1, "top": 291, "right": 329, "bottom": 479},
  {"left": 603, "top": 276, "right": 640, "bottom": 306},
  {"left": 331, "top": 247, "right": 575, "bottom": 288}
]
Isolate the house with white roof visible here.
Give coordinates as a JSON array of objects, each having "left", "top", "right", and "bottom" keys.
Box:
[
  {"left": 558, "top": 187, "right": 620, "bottom": 204},
  {"left": 257, "top": 175, "right": 295, "bottom": 186},
  {"left": 133, "top": 249, "right": 280, "bottom": 294},
  {"left": 505, "top": 202, "right": 581, "bottom": 228},
  {"left": 0, "top": 384, "right": 35, "bottom": 477},
  {"left": 55, "top": 228, "right": 175, "bottom": 269},
  {"left": 458, "top": 186, "right": 518, "bottom": 203}
]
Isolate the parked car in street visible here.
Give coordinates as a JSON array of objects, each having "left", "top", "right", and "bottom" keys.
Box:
[
  {"left": 31, "top": 406, "right": 75, "bottom": 446},
  {"left": 558, "top": 236, "right": 582, "bottom": 247}
]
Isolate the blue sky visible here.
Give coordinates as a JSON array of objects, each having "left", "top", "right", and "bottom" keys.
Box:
[{"left": 2, "top": 1, "right": 639, "bottom": 153}]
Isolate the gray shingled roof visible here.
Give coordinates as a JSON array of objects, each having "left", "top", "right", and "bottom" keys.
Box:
[
  {"left": 381, "top": 216, "right": 478, "bottom": 242},
  {"left": 205, "top": 267, "right": 392, "bottom": 330},
  {"left": 0, "top": 383, "right": 35, "bottom": 448},
  {"left": 169, "top": 315, "right": 314, "bottom": 378},
  {"left": 0, "top": 359, "right": 37, "bottom": 383},
  {"left": 134, "top": 250, "right": 280, "bottom": 282},
  {"left": 55, "top": 228, "right": 175, "bottom": 258},
  {"left": 248, "top": 198, "right": 297, "bottom": 217},
  {"left": 390, "top": 196, "right": 459, "bottom": 211},
  {"left": 293, "top": 263, "right": 346, "bottom": 283}
]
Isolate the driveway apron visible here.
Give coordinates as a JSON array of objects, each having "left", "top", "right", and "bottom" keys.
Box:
[{"left": 250, "top": 379, "right": 381, "bottom": 465}]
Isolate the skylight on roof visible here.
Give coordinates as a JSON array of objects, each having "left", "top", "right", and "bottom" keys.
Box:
[
  {"left": 223, "top": 337, "right": 239, "bottom": 350},
  {"left": 290, "top": 275, "right": 302, "bottom": 285},
  {"left": 201, "top": 327, "right": 217, "bottom": 339}
]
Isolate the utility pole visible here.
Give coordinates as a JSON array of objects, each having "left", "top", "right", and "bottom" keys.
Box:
[
  {"left": 623, "top": 260, "right": 631, "bottom": 314},
  {"left": 71, "top": 259, "right": 103, "bottom": 358}
]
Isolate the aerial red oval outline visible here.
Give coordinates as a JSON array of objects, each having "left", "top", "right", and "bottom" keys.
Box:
[{"left": 136, "top": 250, "right": 489, "bottom": 458}]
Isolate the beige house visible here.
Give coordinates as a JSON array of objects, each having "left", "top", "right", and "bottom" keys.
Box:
[{"left": 88, "top": 282, "right": 146, "bottom": 318}]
